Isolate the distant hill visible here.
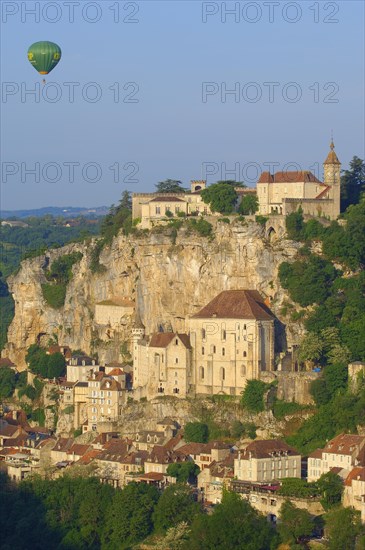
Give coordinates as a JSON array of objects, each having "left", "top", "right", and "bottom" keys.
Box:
[{"left": 0, "top": 206, "right": 109, "bottom": 219}]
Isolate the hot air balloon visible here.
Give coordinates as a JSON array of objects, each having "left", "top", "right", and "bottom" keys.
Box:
[{"left": 27, "top": 41, "right": 62, "bottom": 79}]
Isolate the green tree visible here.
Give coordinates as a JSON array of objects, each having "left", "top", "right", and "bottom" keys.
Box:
[
  {"left": 241, "top": 380, "right": 268, "bottom": 413},
  {"left": 47, "top": 352, "right": 66, "bottom": 379},
  {"left": 277, "top": 500, "right": 313, "bottom": 547},
  {"left": 102, "top": 482, "right": 159, "bottom": 549},
  {"left": 153, "top": 484, "right": 201, "bottom": 534},
  {"left": 184, "top": 422, "right": 209, "bottom": 443},
  {"left": 285, "top": 208, "right": 304, "bottom": 240},
  {"left": 317, "top": 471, "right": 343, "bottom": 509},
  {"left": 201, "top": 183, "right": 238, "bottom": 214},
  {"left": 166, "top": 462, "right": 200, "bottom": 483},
  {"left": 216, "top": 180, "right": 245, "bottom": 187},
  {"left": 238, "top": 193, "right": 259, "bottom": 215},
  {"left": 187, "top": 490, "right": 277, "bottom": 550},
  {"left": 156, "top": 179, "right": 186, "bottom": 193},
  {"left": 325, "top": 506, "right": 364, "bottom": 550},
  {"left": 0, "top": 367, "right": 17, "bottom": 398},
  {"left": 341, "top": 156, "right": 365, "bottom": 210}
]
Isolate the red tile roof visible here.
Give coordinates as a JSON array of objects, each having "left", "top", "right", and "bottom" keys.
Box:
[
  {"left": 324, "top": 433, "right": 365, "bottom": 457},
  {"left": 192, "top": 290, "right": 274, "bottom": 321},
  {"left": 68, "top": 444, "right": 92, "bottom": 457},
  {"left": 258, "top": 171, "right": 322, "bottom": 184},
  {"left": 239, "top": 439, "right": 300, "bottom": 459},
  {"left": 108, "top": 368, "right": 125, "bottom": 376},
  {"left": 345, "top": 467, "right": 365, "bottom": 486},
  {"left": 0, "top": 358, "right": 15, "bottom": 367},
  {"left": 149, "top": 333, "right": 192, "bottom": 349}
]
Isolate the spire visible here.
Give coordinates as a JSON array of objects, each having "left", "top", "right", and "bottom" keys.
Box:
[{"left": 324, "top": 137, "right": 340, "bottom": 165}]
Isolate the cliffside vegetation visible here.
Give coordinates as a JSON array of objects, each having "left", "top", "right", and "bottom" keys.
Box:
[
  {"left": 41, "top": 252, "right": 83, "bottom": 309},
  {"left": 279, "top": 195, "right": 365, "bottom": 454}
]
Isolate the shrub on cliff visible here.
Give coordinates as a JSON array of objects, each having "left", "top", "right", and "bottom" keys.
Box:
[{"left": 184, "top": 422, "right": 209, "bottom": 443}]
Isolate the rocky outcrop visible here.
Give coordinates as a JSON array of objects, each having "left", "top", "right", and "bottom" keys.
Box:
[{"left": 4, "top": 218, "right": 303, "bottom": 368}]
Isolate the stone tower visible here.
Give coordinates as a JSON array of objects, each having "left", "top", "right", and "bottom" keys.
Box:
[{"left": 323, "top": 140, "right": 341, "bottom": 219}]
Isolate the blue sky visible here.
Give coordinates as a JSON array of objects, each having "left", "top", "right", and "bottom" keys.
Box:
[{"left": 1, "top": 0, "right": 364, "bottom": 210}]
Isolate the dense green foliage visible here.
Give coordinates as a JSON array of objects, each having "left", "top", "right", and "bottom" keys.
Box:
[
  {"left": 272, "top": 399, "right": 306, "bottom": 420},
  {"left": 287, "top": 385, "right": 365, "bottom": 454},
  {"left": 279, "top": 473, "right": 343, "bottom": 509},
  {"left": 277, "top": 500, "right": 313, "bottom": 546},
  {"left": 184, "top": 422, "right": 209, "bottom": 443},
  {"left": 230, "top": 420, "right": 257, "bottom": 439},
  {"left": 325, "top": 506, "right": 365, "bottom": 550},
  {"left": 241, "top": 380, "right": 269, "bottom": 413},
  {"left": 153, "top": 484, "right": 201, "bottom": 534},
  {"left": 187, "top": 490, "right": 277, "bottom": 550},
  {"left": 186, "top": 217, "right": 213, "bottom": 237},
  {"left": 201, "top": 183, "right": 238, "bottom": 214},
  {"left": 238, "top": 193, "right": 259, "bottom": 215},
  {"left": 166, "top": 462, "right": 200, "bottom": 483},
  {"left": 0, "top": 366, "right": 17, "bottom": 398},
  {"left": 26, "top": 344, "right": 66, "bottom": 379},
  {"left": 340, "top": 156, "right": 365, "bottom": 211},
  {"left": 41, "top": 252, "right": 83, "bottom": 309}
]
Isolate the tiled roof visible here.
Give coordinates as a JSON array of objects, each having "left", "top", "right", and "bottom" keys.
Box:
[
  {"left": 139, "top": 472, "right": 164, "bottom": 481},
  {"left": 323, "top": 433, "right": 365, "bottom": 457},
  {"left": 316, "top": 185, "right": 331, "bottom": 199},
  {"left": 68, "top": 444, "right": 92, "bottom": 457},
  {"left": 308, "top": 448, "right": 323, "bottom": 459},
  {"left": 0, "top": 424, "right": 19, "bottom": 437},
  {"left": 345, "top": 467, "right": 365, "bottom": 486},
  {"left": 149, "top": 333, "right": 192, "bottom": 349},
  {"left": 258, "top": 170, "right": 322, "bottom": 184},
  {"left": 53, "top": 438, "right": 74, "bottom": 453},
  {"left": 77, "top": 449, "right": 101, "bottom": 465},
  {"left": 191, "top": 290, "right": 274, "bottom": 321},
  {"left": 147, "top": 445, "right": 188, "bottom": 464},
  {"left": 108, "top": 368, "right": 125, "bottom": 376},
  {"left": 239, "top": 439, "right": 300, "bottom": 459}
]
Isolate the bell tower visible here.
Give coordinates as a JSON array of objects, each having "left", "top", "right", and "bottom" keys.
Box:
[{"left": 323, "top": 139, "right": 341, "bottom": 219}]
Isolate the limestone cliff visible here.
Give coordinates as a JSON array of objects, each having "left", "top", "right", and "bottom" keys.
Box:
[{"left": 4, "top": 218, "right": 303, "bottom": 368}]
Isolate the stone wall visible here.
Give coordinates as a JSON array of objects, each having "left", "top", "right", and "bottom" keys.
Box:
[{"left": 276, "top": 371, "right": 320, "bottom": 405}]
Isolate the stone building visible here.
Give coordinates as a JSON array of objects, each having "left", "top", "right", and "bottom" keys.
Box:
[
  {"left": 234, "top": 439, "right": 301, "bottom": 482},
  {"left": 132, "top": 331, "right": 193, "bottom": 399},
  {"left": 307, "top": 433, "right": 365, "bottom": 482},
  {"left": 343, "top": 467, "right": 365, "bottom": 523},
  {"left": 189, "top": 290, "right": 275, "bottom": 396},
  {"left": 257, "top": 141, "right": 341, "bottom": 220},
  {"left": 132, "top": 289, "right": 276, "bottom": 399}
]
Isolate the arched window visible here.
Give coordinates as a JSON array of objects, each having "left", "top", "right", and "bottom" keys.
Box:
[
  {"left": 243, "top": 351, "right": 247, "bottom": 357},
  {"left": 200, "top": 366, "right": 205, "bottom": 380},
  {"left": 222, "top": 348, "right": 225, "bottom": 356},
  {"left": 220, "top": 367, "right": 225, "bottom": 381},
  {"left": 202, "top": 347, "right": 205, "bottom": 355},
  {"left": 212, "top": 345, "right": 216, "bottom": 354},
  {"left": 222, "top": 330, "right": 226, "bottom": 341},
  {"left": 241, "top": 364, "right": 246, "bottom": 377}
]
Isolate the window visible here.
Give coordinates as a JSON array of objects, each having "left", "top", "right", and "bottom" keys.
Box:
[
  {"left": 175, "top": 358, "right": 179, "bottom": 364},
  {"left": 156, "top": 206, "right": 160, "bottom": 214},
  {"left": 202, "top": 328, "right": 206, "bottom": 339},
  {"left": 240, "top": 365, "right": 246, "bottom": 377},
  {"left": 202, "top": 346, "right": 205, "bottom": 355},
  {"left": 175, "top": 372, "right": 178, "bottom": 377},
  {"left": 220, "top": 367, "right": 225, "bottom": 381},
  {"left": 200, "top": 366, "right": 205, "bottom": 380},
  {"left": 222, "top": 330, "right": 226, "bottom": 340},
  {"left": 243, "top": 351, "right": 247, "bottom": 357},
  {"left": 212, "top": 345, "right": 216, "bottom": 353},
  {"left": 222, "top": 348, "right": 225, "bottom": 356},
  {"left": 175, "top": 338, "right": 178, "bottom": 345},
  {"left": 243, "top": 324, "right": 246, "bottom": 330},
  {"left": 107, "top": 391, "right": 111, "bottom": 397},
  {"left": 175, "top": 206, "right": 180, "bottom": 213}
]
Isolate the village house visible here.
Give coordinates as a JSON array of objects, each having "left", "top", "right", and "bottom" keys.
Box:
[
  {"left": 257, "top": 141, "right": 341, "bottom": 220},
  {"left": 178, "top": 440, "right": 232, "bottom": 472},
  {"left": 66, "top": 355, "right": 99, "bottom": 383},
  {"left": 343, "top": 467, "right": 365, "bottom": 523},
  {"left": 307, "top": 433, "right": 365, "bottom": 482},
  {"left": 96, "top": 439, "right": 146, "bottom": 488},
  {"left": 94, "top": 298, "right": 135, "bottom": 330},
  {"left": 198, "top": 451, "right": 237, "bottom": 504},
  {"left": 234, "top": 439, "right": 301, "bottom": 482},
  {"left": 86, "top": 371, "right": 125, "bottom": 431}
]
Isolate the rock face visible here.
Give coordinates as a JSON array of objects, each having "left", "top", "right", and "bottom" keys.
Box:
[{"left": 4, "top": 219, "right": 303, "bottom": 368}]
